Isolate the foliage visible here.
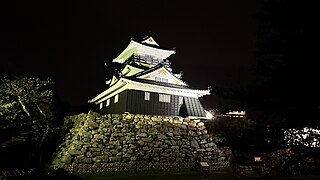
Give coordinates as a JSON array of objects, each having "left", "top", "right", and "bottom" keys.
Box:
[
  {"left": 284, "top": 128, "right": 320, "bottom": 148},
  {"left": 206, "top": 115, "right": 256, "bottom": 163},
  {"left": 254, "top": 0, "right": 319, "bottom": 126},
  {"left": 261, "top": 148, "right": 297, "bottom": 176},
  {"left": 0, "top": 77, "right": 56, "bottom": 146},
  {"left": 220, "top": 1, "right": 320, "bottom": 170},
  {"left": 215, "top": 0, "right": 320, "bottom": 154},
  {"left": 261, "top": 147, "right": 320, "bottom": 176}
]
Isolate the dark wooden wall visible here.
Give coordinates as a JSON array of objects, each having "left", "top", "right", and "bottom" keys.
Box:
[
  {"left": 97, "top": 89, "right": 206, "bottom": 117},
  {"left": 126, "top": 90, "right": 181, "bottom": 116},
  {"left": 99, "top": 91, "right": 127, "bottom": 114}
]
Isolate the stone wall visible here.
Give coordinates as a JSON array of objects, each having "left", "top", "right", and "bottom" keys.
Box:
[{"left": 51, "top": 111, "right": 231, "bottom": 172}]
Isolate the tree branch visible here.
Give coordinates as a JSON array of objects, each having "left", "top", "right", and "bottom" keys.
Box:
[
  {"left": 33, "top": 100, "right": 46, "bottom": 118},
  {"left": 18, "top": 97, "right": 30, "bottom": 116}
]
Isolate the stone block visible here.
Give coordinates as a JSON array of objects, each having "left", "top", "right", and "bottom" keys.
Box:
[
  {"left": 69, "top": 149, "right": 81, "bottom": 155},
  {"left": 127, "top": 148, "right": 134, "bottom": 154},
  {"left": 190, "top": 140, "right": 200, "bottom": 149},
  {"left": 106, "top": 145, "right": 114, "bottom": 149},
  {"left": 130, "top": 156, "right": 138, "bottom": 161},
  {"left": 61, "top": 154, "right": 72, "bottom": 164},
  {"left": 75, "top": 156, "right": 92, "bottom": 164},
  {"left": 109, "top": 156, "right": 121, "bottom": 162},
  {"left": 89, "top": 147, "right": 100, "bottom": 152},
  {"left": 157, "top": 134, "right": 167, "bottom": 139},
  {"left": 109, "top": 140, "right": 121, "bottom": 146},
  {"left": 92, "top": 155, "right": 108, "bottom": 163},
  {"left": 136, "top": 133, "right": 147, "bottom": 138},
  {"left": 123, "top": 153, "right": 131, "bottom": 158},
  {"left": 141, "top": 138, "right": 153, "bottom": 142},
  {"left": 137, "top": 140, "right": 144, "bottom": 145},
  {"left": 161, "top": 153, "right": 170, "bottom": 157},
  {"left": 110, "top": 149, "right": 118, "bottom": 155},
  {"left": 181, "top": 148, "right": 190, "bottom": 154},
  {"left": 199, "top": 139, "right": 207, "bottom": 144},
  {"left": 197, "top": 149, "right": 206, "bottom": 152},
  {"left": 86, "top": 151, "right": 93, "bottom": 158},
  {"left": 166, "top": 132, "right": 173, "bottom": 137}
]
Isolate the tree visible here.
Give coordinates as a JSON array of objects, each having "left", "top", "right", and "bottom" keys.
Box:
[
  {"left": 0, "top": 77, "right": 56, "bottom": 146},
  {"left": 206, "top": 113, "right": 256, "bottom": 164},
  {"left": 252, "top": 0, "right": 320, "bottom": 128},
  {"left": 219, "top": 0, "right": 320, "bottom": 152}
]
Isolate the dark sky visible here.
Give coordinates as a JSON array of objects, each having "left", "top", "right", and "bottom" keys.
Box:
[{"left": 0, "top": 1, "right": 260, "bottom": 109}]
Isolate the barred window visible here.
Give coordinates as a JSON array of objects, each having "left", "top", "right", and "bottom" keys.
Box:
[
  {"left": 155, "top": 77, "right": 161, "bottom": 82},
  {"left": 179, "top": 96, "right": 183, "bottom": 104},
  {"left": 114, "top": 94, "right": 119, "bottom": 103},
  {"left": 144, "top": 92, "right": 150, "bottom": 101},
  {"left": 155, "top": 77, "right": 168, "bottom": 83},
  {"left": 162, "top": 78, "right": 168, "bottom": 83},
  {"left": 159, "top": 94, "right": 171, "bottom": 103}
]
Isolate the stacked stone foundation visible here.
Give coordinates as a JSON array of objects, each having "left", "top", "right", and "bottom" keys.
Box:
[{"left": 51, "top": 111, "right": 231, "bottom": 172}]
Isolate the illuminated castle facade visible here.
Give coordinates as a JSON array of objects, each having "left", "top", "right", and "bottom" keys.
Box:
[{"left": 89, "top": 36, "right": 210, "bottom": 118}]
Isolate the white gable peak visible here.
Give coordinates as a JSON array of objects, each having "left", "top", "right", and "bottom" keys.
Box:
[{"left": 141, "top": 36, "right": 159, "bottom": 46}]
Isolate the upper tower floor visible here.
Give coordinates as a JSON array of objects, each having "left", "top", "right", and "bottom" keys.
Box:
[{"left": 112, "top": 36, "right": 175, "bottom": 69}]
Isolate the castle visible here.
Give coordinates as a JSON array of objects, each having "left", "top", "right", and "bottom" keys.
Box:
[{"left": 88, "top": 36, "right": 210, "bottom": 118}]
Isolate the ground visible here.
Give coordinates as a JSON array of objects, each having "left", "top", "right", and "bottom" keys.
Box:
[{"left": 22, "top": 171, "right": 320, "bottom": 180}]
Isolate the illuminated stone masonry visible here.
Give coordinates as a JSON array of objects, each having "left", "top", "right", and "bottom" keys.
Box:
[
  {"left": 88, "top": 36, "right": 210, "bottom": 118},
  {"left": 51, "top": 111, "right": 232, "bottom": 172}
]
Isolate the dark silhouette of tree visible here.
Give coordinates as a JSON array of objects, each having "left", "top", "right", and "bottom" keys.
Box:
[
  {"left": 206, "top": 115, "right": 256, "bottom": 164},
  {"left": 214, "top": 0, "right": 320, "bottom": 153},
  {"left": 252, "top": 0, "right": 320, "bottom": 128},
  {"left": 0, "top": 76, "right": 67, "bottom": 171},
  {"left": 0, "top": 77, "right": 55, "bottom": 144}
]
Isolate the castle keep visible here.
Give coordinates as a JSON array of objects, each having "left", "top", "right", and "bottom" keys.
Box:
[{"left": 89, "top": 36, "right": 210, "bottom": 118}]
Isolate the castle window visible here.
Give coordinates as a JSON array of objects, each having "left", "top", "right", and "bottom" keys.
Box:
[
  {"left": 144, "top": 92, "right": 150, "bottom": 101},
  {"left": 159, "top": 94, "right": 171, "bottom": 103},
  {"left": 106, "top": 99, "right": 110, "bottom": 106},
  {"left": 114, "top": 94, "right": 119, "bottom": 103},
  {"left": 155, "top": 77, "right": 168, "bottom": 83},
  {"left": 179, "top": 96, "right": 183, "bottom": 104},
  {"left": 155, "top": 77, "right": 161, "bottom": 82},
  {"left": 99, "top": 102, "right": 103, "bottom": 109},
  {"left": 161, "top": 78, "right": 168, "bottom": 83}
]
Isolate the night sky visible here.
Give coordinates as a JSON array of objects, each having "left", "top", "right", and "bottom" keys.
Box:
[{"left": 0, "top": 1, "right": 260, "bottom": 109}]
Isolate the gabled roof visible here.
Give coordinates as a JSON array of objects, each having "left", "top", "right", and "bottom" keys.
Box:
[
  {"left": 134, "top": 64, "right": 187, "bottom": 86},
  {"left": 108, "top": 76, "right": 118, "bottom": 86},
  {"left": 112, "top": 37, "right": 176, "bottom": 64},
  {"left": 141, "top": 36, "right": 159, "bottom": 46},
  {"left": 120, "top": 64, "right": 145, "bottom": 77}
]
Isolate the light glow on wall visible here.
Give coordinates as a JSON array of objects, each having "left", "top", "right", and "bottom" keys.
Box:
[{"left": 205, "top": 111, "right": 214, "bottom": 119}]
